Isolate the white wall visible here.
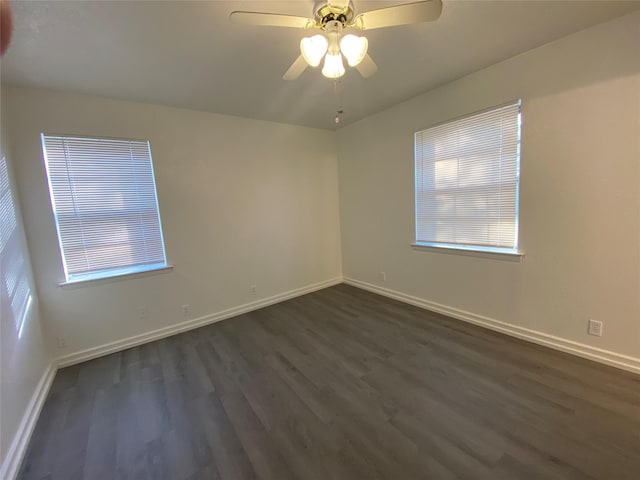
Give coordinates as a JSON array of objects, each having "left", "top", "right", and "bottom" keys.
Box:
[
  {"left": 2, "top": 10, "right": 638, "bottom": 479},
  {"left": 337, "top": 12, "right": 640, "bottom": 362},
  {"left": 4, "top": 86, "right": 342, "bottom": 358},
  {"left": 0, "top": 99, "right": 53, "bottom": 477}
]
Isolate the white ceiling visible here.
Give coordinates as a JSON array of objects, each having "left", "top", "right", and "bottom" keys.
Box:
[{"left": 2, "top": 0, "right": 639, "bottom": 129}]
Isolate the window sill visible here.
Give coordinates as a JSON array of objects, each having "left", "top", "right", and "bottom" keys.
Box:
[
  {"left": 59, "top": 265, "right": 174, "bottom": 288},
  {"left": 411, "top": 242, "right": 523, "bottom": 262}
]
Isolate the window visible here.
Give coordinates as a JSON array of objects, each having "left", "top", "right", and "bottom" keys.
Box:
[
  {"left": 414, "top": 101, "right": 521, "bottom": 254},
  {"left": 41, "top": 135, "right": 168, "bottom": 283},
  {"left": 1, "top": 155, "right": 33, "bottom": 337}
]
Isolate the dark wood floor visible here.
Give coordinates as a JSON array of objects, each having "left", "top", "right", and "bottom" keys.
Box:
[{"left": 18, "top": 284, "right": 640, "bottom": 480}]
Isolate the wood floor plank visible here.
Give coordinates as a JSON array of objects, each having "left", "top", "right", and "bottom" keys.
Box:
[{"left": 17, "top": 284, "right": 640, "bottom": 479}]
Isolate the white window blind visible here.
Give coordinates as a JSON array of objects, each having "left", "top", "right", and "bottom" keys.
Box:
[
  {"left": 41, "top": 135, "right": 167, "bottom": 283},
  {"left": 415, "top": 101, "right": 521, "bottom": 252},
  {"left": 1, "top": 155, "right": 32, "bottom": 337}
]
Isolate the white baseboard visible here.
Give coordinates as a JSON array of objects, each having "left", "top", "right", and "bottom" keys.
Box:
[
  {"left": 0, "top": 363, "right": 57, "bottom": 480},
  {"left": 56, "top": 277, "right": 343, "bottom": 368},
  {"left": 1, "top": 277, "right": 342, "bottom": 478},
  {"left": 3, "top": 275, "right": 637, "bottom": 480},
  {"left": 344, "top": 277, "right": 640, "bottom": 375}
]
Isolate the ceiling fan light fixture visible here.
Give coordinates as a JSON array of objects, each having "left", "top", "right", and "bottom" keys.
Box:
[
  {"left": 322, "top": 52, "right": 345, "bottom": 79},
  {"left": 340, "top": 34, "right": 368, "bottom": 67},
  {"left": 300, "top": 34, "right": 328, "bottom": 67}
]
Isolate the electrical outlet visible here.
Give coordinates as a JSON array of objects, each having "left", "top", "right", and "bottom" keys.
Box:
[
  {"left": 57, "top": 336, "right": 67, "bottom": 349},
  {"left": 250, "top": 285, "right": 257, "bottom": 295},
  {"left": 380, "top": 271, "right": 386, "bottom": 282},
  {"left": 588, "top": 319, "right": 603, "bottom": 337},
  {"left": 137, "top": 305, "right": 147, "bottom": 320},
  {"left": 182, "top": 304, "right": 191, "bottom": 318}
]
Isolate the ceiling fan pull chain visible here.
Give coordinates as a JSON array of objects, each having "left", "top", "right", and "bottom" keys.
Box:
[{"left": 334, "top": 79, "right": 344, "bottom": 124}]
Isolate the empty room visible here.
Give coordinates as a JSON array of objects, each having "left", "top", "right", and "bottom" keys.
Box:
[{"left": 1, "top": 1, "right": 639, "bottom": 479}]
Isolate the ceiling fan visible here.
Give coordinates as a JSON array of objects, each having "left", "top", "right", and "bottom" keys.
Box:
[{"left": 230, "top": 0, "right": 443, "bottom": 81}]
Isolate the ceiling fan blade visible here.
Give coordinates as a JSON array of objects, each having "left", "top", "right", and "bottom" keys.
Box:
[
  {"left": 354, "top": 0, "right": 442, "bottom": 30},
  {"left": 356, "top": 54, "right": 378, "bottom": 78},
  {"left": 230, "top": 11, "right": 311, "bottom": 29},
  {"left": 283, "top": 55, "right": 309, "bottom": 81}
]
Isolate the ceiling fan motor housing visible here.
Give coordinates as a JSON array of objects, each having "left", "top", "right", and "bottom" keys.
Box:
[{"left": 314, "top": 2, "right": 355, "bottom": 29}]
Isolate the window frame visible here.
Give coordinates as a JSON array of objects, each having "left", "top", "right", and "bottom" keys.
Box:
[
  {"left": 413, "top": 100, "right": 523, "bottom": 258},
  {"left": 41, "top": 133, "right": 170, "bottom": 285}
]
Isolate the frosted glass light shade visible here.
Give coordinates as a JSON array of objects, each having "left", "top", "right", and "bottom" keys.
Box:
[
  {"left": 322, "top": 53, "right": 345, "bottom": 79},
  {"left": 340, "top": 34, "right": 368, "bottom": 67},
  {"left": 300, "top": 35, "right": 328, "bottom": 67}
]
